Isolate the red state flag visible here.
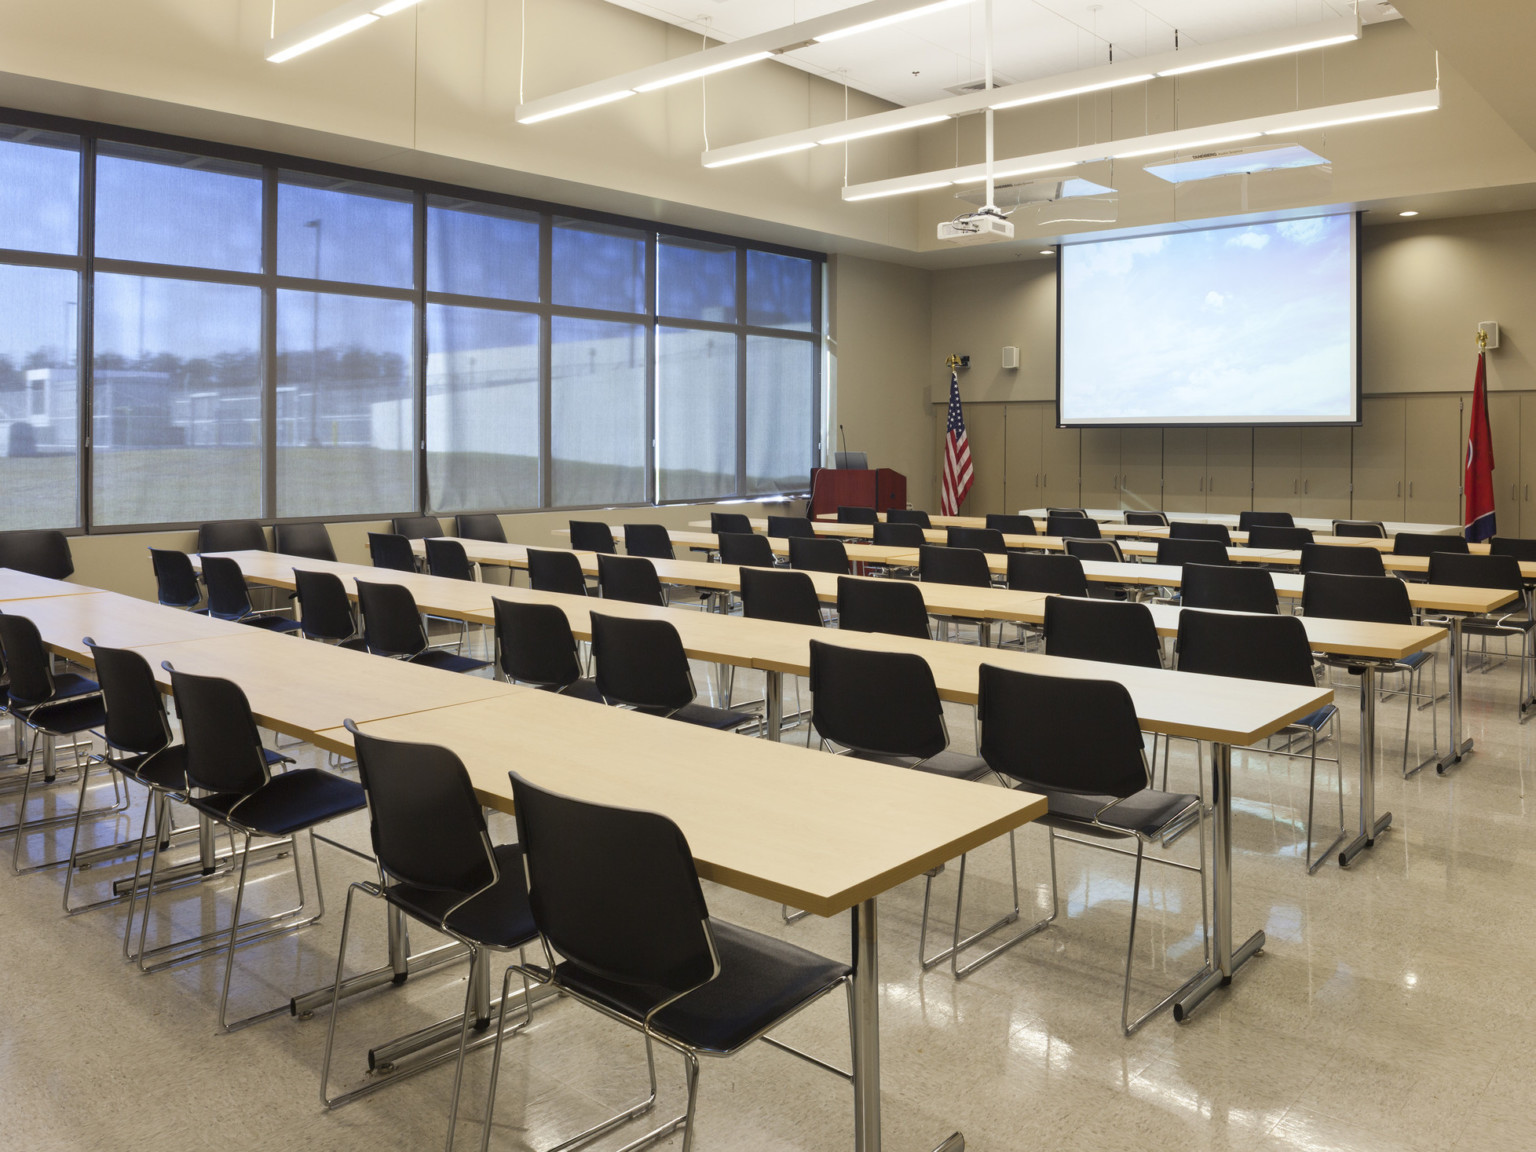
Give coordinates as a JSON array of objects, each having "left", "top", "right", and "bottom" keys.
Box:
[{"left": 1464, "top": 350, "right": 1496, "bottom": 542}]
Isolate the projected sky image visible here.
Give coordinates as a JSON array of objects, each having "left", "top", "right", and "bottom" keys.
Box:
[{"left": 1059, "top": 213, "right": 1355, "bottom": 425}]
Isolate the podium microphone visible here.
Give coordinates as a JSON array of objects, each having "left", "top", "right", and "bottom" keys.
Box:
[{"left": 839, "top": 424, "right": 849, "bottom": 458}]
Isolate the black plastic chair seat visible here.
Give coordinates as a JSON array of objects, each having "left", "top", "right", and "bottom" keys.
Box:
[
  {"left": 1460, "top": 615, "right": 1535, "bottom": 636},
  {"left": 241, "top": 615, "right": 304, "bottom": 635},
  {"left": 852, "top": 749, "right": 992, "bottom": 782},
  {"left": 547, "top": 678, "right": 604, "bottom": 704},
  {"left": 1290, "top": 704, "right": 1338, "bottom": 733},
  {"left": 33, "top": 671, "right": 99, "bottom": 703},
  {"left": 646, "top": 702, "right": 757, "bottom": 731},
  {"left": 553, "top": 918, "right": 851, "bottom": 1056},
  {"left": 110, "top": 745, "right": 190, "bottom": 792},
  {"left": 385, "top": 842, "right": 536, "bottom": 949},
  {"left": 408, "top": 650, "right": 492, "bottom": 675},
  {"left": 189, "top": 768, "right": 365, "bottom": 837},
  {"left": 1028, "top": 786, "right": 1200, "bottom": 839},
  {"left": 22, "top": 693, "right": 108, "bottom": 734}
]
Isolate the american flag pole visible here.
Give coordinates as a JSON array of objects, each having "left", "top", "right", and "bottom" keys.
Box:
[{"left": 941, "top": 362, "right": 974, "bottom": 516}]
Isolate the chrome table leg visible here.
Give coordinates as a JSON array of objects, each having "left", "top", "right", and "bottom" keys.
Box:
[
  {"left": 1438, "top": 616, "right": 1474, "bottom": 772},
  {"left": 1340, "top": 664, "right": 1392, "bottom": 867},
  {"left": 765, "top": 670, "right": 783, "bottom": 743}
]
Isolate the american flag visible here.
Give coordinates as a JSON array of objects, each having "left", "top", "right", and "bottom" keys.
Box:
[{"left": 940, "top": 370, "right": 973, "bottom": 516}]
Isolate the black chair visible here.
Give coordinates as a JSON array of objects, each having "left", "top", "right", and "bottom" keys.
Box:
[
  {"left": 589, "top": 613, "right": 756, "bottom": 730},
  {"left": 1247, "top": 525, "right": 1314, "bottom": 550},
  {"left": 969, "top": 664, "right": 1207, "bottom": 1032},
  {"left": 1169, "top": 521, "right": 1232, "bottom": 545},
  {"left": 1300, "top": 543, "right": 1386, "bottom": 577},
  {"left": 739, "top": 567, "right": 824, "bottom": 629},
  {"left": 597, "top": 553, "right": 667, "bottom": 606},
  {"left": 1046, "top": 515, "right": 1101, "bottom": 540},
  {"left": 201, "top": 556, "right": 302, "bottom": 634},
  {"left": 1239, "top": 511, "right": 1295, "bottom": 531},
  {"left": 0, "top": 530, "right": 72, "bottom": 580},
  {"left": 946, "top": 526, "right": 1006, "bottom": 554},
  {"left": 1426, "top": 552, "right": 1535, "bottom": 717},
  {"left": 889, "top": 509, "right": 933, "bottom": 528},
  {"left": 1042, "top": 596, "right": 1161, "bottom": 668},
  {"left": 716, "top": 532, "right": 775, "bottom": 569},
  {"left": 1303, "top": 573, "right": 1438, "bottom": 775},
  {"left": 1124, "top": 511, "right": 1169, "bottom": 527},
  {"left": 1333, "top": 519, "right": 1387, "bottom": 538},
  {"left": 149, "top": 548, "right": 204, "bottom": 611},
  {"left": 425, "top": 537, "right": 477, "bottom": 581},
  {"left": 920, "top": 545, "right": 991, "bottom": 588},
  {"left": 1176, "top": 610, "right": 1343, "bottom": 873},
  {"left": 323, "top": 725, "right": 537, "bottom": 1126},
  {"left": 1064, "top": 538, "right": 1123, "bottom": 564},
  {"left": 872, "top": 522, "right": 927, "bottom": 548},
  {"left": 1180, "top": 563, "right": 1278, "bottom": 614},
  {"left": 623, "top": 524, "right": 675, "bottom": 560},
  {"left": 836, "top": 576, "right": 931, "bottom": 640},
  {"left": 1491, "top": 536, "right": 1536, "bottom": 562},
  {"left": 788, "top": 536, "right": 849, "bottom": 575},
  {"left": 368, "top": 532, "right": 418, "bottom": 573},
  {"left": 1394, "top": 532, "right": 1469, "bottom": 557},
  {"left": 496, "top": 771, "right": 852, "bottom": 1152},
  {"left": 355, "top": 581, "right": 491, "bottom": 674},
  {"left": 492, "top": 599, "right": 601, "bottom": 702},
  {"left": 164, "top": 665, "right": 364, "bottom": 1030},
  {"left": 392, "top": 515, "right": 443, "bottom": 540},
  {"left": 455, "top": 513, "right": 507, "bottom": 543},
  {"left": 709, "top": 511, "right": 753, "bottom": 535},
  {"left": 293, "top": 569, "right": 365, "bottom": 650},
  {"left": 986, "top": 513, "right": 1037, "bottom": 536},
  {"left": 526, "top": 548, "right": 590, "bottom": 597},
  {"left": 1155, "top": 539, "right": 1229, "bottom": 568},
  {"left": 837, "top": 506, "right": 879, "bottom": 524},
  {"left": 568, "top": 521, "right": 617, "bottom": 554},
  {"left": 1007, "top": 552, "right": 1089, "bottom": 597},
  {"left": 765, "top": 516, "right": 815, "bottom": 539},
  {"left": 197, "top": 522, "right": 267, "bottom": 555},
  {"left": 274, "top": 522, "right": 337, "bottom": 562},
  {"left": 1046, "top": 508, "right": 1089, "bottom": 518}
]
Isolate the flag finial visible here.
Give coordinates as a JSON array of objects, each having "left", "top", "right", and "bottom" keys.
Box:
[{"left": 1477, "top": 328, "right": 1488, "bottom": 352}]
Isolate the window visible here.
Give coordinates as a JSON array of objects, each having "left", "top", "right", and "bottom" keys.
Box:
[
  {"left": 551, "top": 317, "right": 649, "bottom": 506},
  {"left": 552, "top": 218, "right": 646, "bottom": 314},
  {"left": 0, "top": 265, "right": 80, "bottom": 529},
  {"left": 278, "top": 172, "right": 414, "bottom": 288},
  {"left": 428, "top": 197, "right": 539, "bottom": 302},
  {"left": 657, "top": 327, "right": 736, "bottom": 502},
  {"left": 658, "top": 237, "right": 736, "bottom": 322},
  {"left": 747, "top": 250, "right": 815, "bottom": 331},
  {"left": 0, "top": 127, "right": 79, "bottom": 255},
  {"left": 746, "top": 336, "right": 816, "bottom": 494},
  {"left": 95, "top": 144, "right": 261, "bottom": 272}
]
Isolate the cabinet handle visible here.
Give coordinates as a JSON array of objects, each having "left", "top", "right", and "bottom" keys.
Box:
[
  {"left": 1293, "top": 479, "right": 1298, "bottom": 495},
  {"left": 1043, "top": 473, "right": 1047, "bottom": 488},
  {"left": 1527, "top": 484, "right": 1530, "bottom": 501},
  {"left": 1035, "top": 473, "right": 1039, "bottom": 488},
  {"left": 1409, "top": 481, "right": 1414, "bottom": 498},
  {"left": 1209, "top": 476, "right": 1215, "bottom": 492},
  {"left": 1304, "top": 479, "right": 1309, "bottom": 495},
  {"left": 1396, "top": 481, "right": 1401, "bottom": 498},
  {"left": 1198, "top": 477, "right": 1203, "bottom": 492}
]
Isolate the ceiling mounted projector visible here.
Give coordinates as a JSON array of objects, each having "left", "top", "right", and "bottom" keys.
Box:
[
  {"left": 1144, "top": 143, "right": 1328, "bottom": 184},
  {"left": 938, "top": 210, "right": 1015, "bottom": 244}
]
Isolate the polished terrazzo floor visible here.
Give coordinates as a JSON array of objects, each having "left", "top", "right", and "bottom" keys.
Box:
[{"left": 2, "top": 636, "right": 1534, "bottom": 1152}]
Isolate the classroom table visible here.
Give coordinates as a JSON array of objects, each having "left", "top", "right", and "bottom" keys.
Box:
[
  {"left": 0, "top": 569, "right": 102, "bottom": 601},
  {"left": 555, "top": 527, "right": 923, "bottom": 568},
  {"left": 1020, "top": 509, "right": 1463, "bottom": 536}
]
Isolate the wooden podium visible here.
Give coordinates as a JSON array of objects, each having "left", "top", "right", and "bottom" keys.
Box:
[{"left": 808, "top": 467, "right": 907, "bottom": 519}]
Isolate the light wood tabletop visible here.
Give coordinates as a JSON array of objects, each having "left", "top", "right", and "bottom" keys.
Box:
[
  {"left": 0, "top": 569, "right": 102, "bottom": 601},
  {"left": 559, "top": 527, "right": 924, "bottom": 567},
  {"left": 2, "top": 590, "right": 252, "bottom": 657}
]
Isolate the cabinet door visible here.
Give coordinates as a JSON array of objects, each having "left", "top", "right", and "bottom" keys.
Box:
[
  {"left": 1002, "top": 402, "right": 1044, "bottom": 514},
  {"left": 1300, "top": 427, "right": 1352, "bottom": 520},
  {"left": 1079, "top": 429, "right": 1121, "bottom": 510},
  {"left": 1039, "top": 404, "right": 1081, "bottom": 510},
  {"left": 1352, "top": 396, "right": 1405, "bottom": 524},
  {"left": 1522, "top": 397, "right": 1536, "bottom": 537},
  {"left": 1489, "top": 392, "right": 1520, "bottom": 538},
  {"left": 961, "top": 404, "right": 1006, "bottom": 516},
  {"left": 1205, "top": 428, "right": 1253, "bottom": 515},
  {"left": 1252, "top": 427, "right": 1302, "bottom": 511},
  {"left": 1404, "top": 395, "right": 1463, "bottom": 526},
  {"left": 1162, "top": 428, "right": 1207, "bottom": 513},
  {"left": 1119, "top": 429, "right": 1164, "bottom": 512}
]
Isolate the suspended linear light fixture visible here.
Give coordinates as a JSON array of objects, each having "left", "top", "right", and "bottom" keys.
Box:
[{"left": 266, "top": 0, "right": 428, "bottom": 63}]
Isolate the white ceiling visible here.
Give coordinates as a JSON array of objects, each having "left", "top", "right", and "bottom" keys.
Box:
[{"left": 603, "top": 0, "right": 1402, "bottom": 108}]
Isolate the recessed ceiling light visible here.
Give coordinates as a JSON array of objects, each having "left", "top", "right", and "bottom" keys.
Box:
[
  {"left": 1040, "top": 249, "right": 1055, "bottom": 255},
  {"left": 1399, "top": 210, "right": 1419, "bottom": 217}
]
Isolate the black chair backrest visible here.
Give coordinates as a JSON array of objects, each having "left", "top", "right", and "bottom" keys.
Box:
[
  {"left": 1007, "top": 552, "right": 1088, "bottom": 596},
  {"left": 200, "top": 555, "right": 254, "bottom": 621},
  {"left": 1427, "top": 551, "right": 1523, "bottom": 592},
  {"left": 596, "top": 553, "right": 666, "bottom": 606},
  {"left": 197, "top": 522, "right": 266, "bottom": 555},
  {"left": 510, "top": 770, "right": 714, "bottom": 993},
  {"left": 919, "top": 545, "right": 991, "bottom": 588},
  {"left": 392, "top": 515, "right": 443, "bottom": 540},
  {"left": 569, "top": 521, "right": 617, "bottom": 554},
  {"left": 356, "top": 580, "right": 429, "bottom": 658},
  {"left": 1156, "top": 538, "right": 1229, "bottom": 568},
  {"left": 716, "top": 532, "right": 776, "bottom": 568},
  {"left": 872, "top": 522, "right": 927, "bottom": 548},
  {"left": 425, "top": 537, "right": 475, "bottom": 581},
  {"left": 85, "top": 640, "right": 171, "bottom": 757},
  {"left": 1180, "top": 563, "right": 1278, "bottom": 614},
  {"left": 739, "top": 567, "right": 823, "bottom": 628},
  {"left": 889, "top": 509, "right": 933, "bottom": 528},
  {"left": 166, "top": 667, "right": 270, "bottom": 795},
  {"left": 837, "top": 506, "right": 879, "bottom": 524},
  {"left": 986, "top": 513, "right": 1037, "bottom": 536},
  {"left": 1490, "top": 536, "right": 1536, "bottom": 563},
  {"left": 788, "top": 536, "right": 849, "bottom": 575},
  {"left": 526, "top": 548, "right": 589, "bottom": 597},
  {"left": 455, "top": 514, "right": 507, "bottom": 543},
  {"left": 1124, "top": 511, "right": 1169, "bottom": 527},
  {"left": 368, "top": 532, "right": 417, "bottom": 572},
  {"left": 1395, "top": 532, "right": 1469, "bottom": 557},
  {"left": 977, "top": 664, "right": 1147, "bottom": 796},
  {"left": 946, "top": 526, "right": 1007, "bottom": 554},
  {"left": 1302, "top": 572, "right": 1414, "bottom": 626},
  {"left": 709, "top": 511, "right": 753, "bottom": 535},
  {"left": 1247, "top": 525, "right": 1314, "bottom": 550},
  {"left": 1046, "top": 515, "right": 1101, "bottom": 540},
  {"left": 0, "top": 613, "right": 59, "bottom": 706},
  {"left": 590, "top": 613, "right": 694, "bottom": 712},
  {"left": 836, "top": 576, "right": 930, "bottom": 639},
  {"left": 1169, "top": 521, "right": 1232, "bottom": 545},
  {"left": 765, "top": 516, "right": 815, "bottom": 539},
  {"left": 0, "top": 530, "right": 74, "bottom": 580},
  {"left": 1333, "top": 520, "right": 1387, "bottom": 538},
  {"left": 1300, "top": 543, "right": 1386, "bottom": 577},
  {"left": 1176, "top": 609, "right": 1316, "bottom": 687},
  {"left": 1064, "top": 538, "right": 1122, "bottom": 564},
  {"left": 1043, "top": 596, "right": 1162, "bottom": 668},
  {"left": 274, "top": 522, "right": 337, "bottom": 562},
  {"left": 350, "top": 725, "right": 497, "bottom": 895},
  {"left": 808, "top": 640, "right": 946, "bottom": 759},
  {"left": 623, "top": 524, "right": 674, "bottom": 560},
  {"left": 493, "top": 599, "right": 582, "bottom": 690},
  {"left": 293, "top": 569, "right": 358, "bottom": 643},
  {"left": 1046, "top": 508, "right": 1088, "bottom": 518},
  {"left": 1239, "top": 511, "right": 1295, "bottom": 531},
  {"left": 149, "top": 548, "right": 201, "bottom": 609}
]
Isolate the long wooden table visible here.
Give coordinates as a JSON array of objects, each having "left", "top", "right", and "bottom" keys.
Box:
[
  {"left": 557, "top": 527, "right": 922, "bottom": 568},
  {"left": 0, "top": 569, "right": 104, "bottom": 601}
]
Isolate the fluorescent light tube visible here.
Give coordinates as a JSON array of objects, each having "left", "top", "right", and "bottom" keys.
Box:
[
  {"left": 633, "top": 52, "right": 773, "bottom": 92},
  {"left": 991, "top": 73, "right": 1152, "bottom": 110},
  {"left": 818, "top": 115, "right": 949, "bottom": 145},
  {"left": 519, "top": 89, "right": 636, "bottom": 125},
  {"left": 268, "top": 12, "right": 379, "bottom": 62},
  {"left": 703, "top": 141, "right": 818, "bottom": 168},
  {"left": 1263, "top": 104, "right": 1438, "bottom": 134},
  {"left": 953, "top": 161, "right": 1078, "bottom": 184},
  {"left": 1112, "top": 133, "right": 1260, "bottom": 159},
  {"left": 1157, "top": 33, "right": 1358, "bottom": 76},
  {"left": 843, "top": 180, "right": 952, "bottom": 201},
  {"left": 814, "top": 0, "right": 976, "bottom": 43}
]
